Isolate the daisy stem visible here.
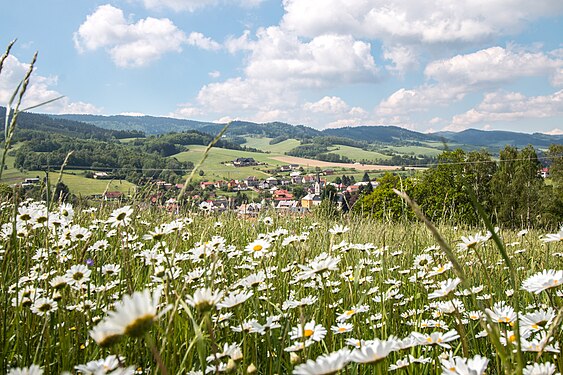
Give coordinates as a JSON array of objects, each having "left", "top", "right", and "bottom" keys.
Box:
[
  {"left": 145, "top": 333, "right": 168, "bottom": 375},
  {"left": 33, "top": 315, "right": 49, "bottom": 365}
]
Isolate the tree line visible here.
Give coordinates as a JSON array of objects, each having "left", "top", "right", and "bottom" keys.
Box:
[{"left": 352, "top": 145, "right": 563, "bottom": 229}]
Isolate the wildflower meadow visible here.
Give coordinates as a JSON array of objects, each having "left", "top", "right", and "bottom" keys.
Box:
[{"left": 1, "top": 197, "right": 563, "bottom": 375}]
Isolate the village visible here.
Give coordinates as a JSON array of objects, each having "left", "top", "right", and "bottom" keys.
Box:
[{"left": 90, "top": 157, "right": 381, "bottom": 215}]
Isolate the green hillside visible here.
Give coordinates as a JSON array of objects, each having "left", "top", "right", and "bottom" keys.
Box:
[
  {"left": 327, "top": 145, "right": 392, "bottom": 162},
  {"left": 171, "top": 146, "right": 280, "bottom": 180},
  {"left": 242, "top": 137, "right": 301, "bottom": 153}
]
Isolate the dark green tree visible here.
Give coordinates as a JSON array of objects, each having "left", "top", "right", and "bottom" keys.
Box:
[
  {"left": 354, "top": 172, "right": 413, "bottom": 221},
  {"left": 413, "top": 149, "right": 476, "bottom": 224},
  {"left": 490, "top": 145, "right": 544, "bottom": 228}
]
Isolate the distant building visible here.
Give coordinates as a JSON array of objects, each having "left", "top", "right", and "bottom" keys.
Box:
[
  {"left": 301, "top": 174, "right": 322, "bottom": 209},
  {"left": 200, "top": 181, "right": 216, "bottom": 190},
  {"left": 540, "top": 167, "right": 550, "bottom": 178},
  {"left": 103, "top": 191, "right": 123, "bottom": 201},
  {"left": 233, "top": 157, "right": 258, "bottom": 167},
  {"left": 244, "top": 176, "right": 259, "bottom": 187},
  {"left": 238, "top": 203, "right": 262, "bottom": 217},
  {"left": 266, "top": 177, "right": 280, "bottom": 186},
  {"left": 273, "top": 189, "right": 294, "bottom": 201},
  {"left": 93, "top": 172, "right": 111, "bottom": 179},
  {"left": 22, "top": 177, "right": 40, "bottom": 184}
]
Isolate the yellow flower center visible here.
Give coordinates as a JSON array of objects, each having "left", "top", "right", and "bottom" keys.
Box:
[
  {"left": 304, "top": 329, "right": 314, "bottom": 337},
  {"left": 338, "top": 327, "right": 347, "bottom": 332},
  {"left": 253, "top": 245, "right": 263, "bottom": 252},
  {"left": 124, "top": 314, "right": 155, "bottom": 337},
  {"left": 345, "top": 310, "right": 355, "bottom": 316}
]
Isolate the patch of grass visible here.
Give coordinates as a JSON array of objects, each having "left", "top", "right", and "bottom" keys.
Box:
[
  {"left": 327, "top": 145, "right": 392, "bottom": 161},
  {"left": 53, "top": 173, "right": 136, "bottom": 196},
  {"left": 242, "top": 136, "right": 301, "bottom": 154}
]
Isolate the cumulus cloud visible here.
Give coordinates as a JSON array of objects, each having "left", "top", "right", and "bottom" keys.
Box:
[
  {"left": 170, "top": 26, "right": 381, "bottom": 127},
  {"left": 303, "top": 96, "right": 350, "bottom": 114},
  {"left": 376, "top": 85, "right": 467, "bottom": 115},
  {"left": 281, "top": 0, "right": 563, "bottom": 44},
  {"left": 0, "top": 55, "right": 101, "bottom": 114},
  {"left": 376, "top": 46, "right": 563, "bottom": 119},
  {"left": 425, "top": 46, "right": 563, "bottom": 87},
  {"left": 140, "top": 0, "right": 263, "bottom": 12},
  {"left": 383, "top": 45, "right": 419, "bottom": 75},
  {"left": 241, "top": 27, "right": 379, "bottom": 88},
  {"left": 449, "top": 89, "right": 563, "bottom": 128},
  {"left": 187, "top": 32, "right": 221, "bottom": 50},
  {"left": 73, "top": 4, "right": 219, "bottom": 67}
]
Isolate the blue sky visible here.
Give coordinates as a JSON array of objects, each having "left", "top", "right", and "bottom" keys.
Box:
[{"left": 1, "top": 0, "right": 562, "bottom": 134}]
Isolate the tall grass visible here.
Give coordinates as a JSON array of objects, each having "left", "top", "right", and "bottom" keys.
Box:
[{"left": 1, "top": 197, "right": 561, "bottom": 374}]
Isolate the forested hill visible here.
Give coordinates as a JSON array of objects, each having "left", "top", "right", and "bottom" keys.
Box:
[
  {"left": 324, "top": 125, "right": 442, "bottom": 143},
  {"left": 54, "top": 114, "right": 211, "bottom": 135},
  {"left": 433, "top": 129, "right": 563, "bottom": 149},
  {"left": 1, "top": 107, "right": 144, "bottom": 141},
  {"left": 51, "top": 112, "right": 563, "bottom": 150},
  {"left": 54, "top": 114, "right": 321, "bottom": 138}
]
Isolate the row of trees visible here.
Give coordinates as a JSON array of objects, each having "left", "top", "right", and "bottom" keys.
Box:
[
  {"left": 353, "top": 145, "right": 563, "bottom": 229},
  {"left": 12, "top": 135, "right": 192, "bottom": 184}
]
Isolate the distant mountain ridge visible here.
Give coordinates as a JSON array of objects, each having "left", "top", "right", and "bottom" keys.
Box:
[
  {"left": 1, "top": 107, "right": 143, "bottom": 140},
  {"left": 324, "top": 125, "right": 442, "bottom": 143},
  {"left": 434, "top": 129, "right": 563, "bottom": 148},
  {"left": 50, "top": 113, "right": 563, "bottom": 150}
]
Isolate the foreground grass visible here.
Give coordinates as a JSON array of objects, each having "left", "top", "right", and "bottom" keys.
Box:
[{"left": 1, "top": 199, "right": 562, "bottom": 374}]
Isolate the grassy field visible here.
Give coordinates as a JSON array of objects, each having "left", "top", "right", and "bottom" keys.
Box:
[
  {"left": 1, "top": 149, "right": 135, "bottom": 195},
  {"left": 172, "top": 145, "right": 281, "bottom": 181},
  {"left": 378, "top": 144, "right": 445, "bottom": 157},
  {"left": 54, "top": 173, "right": 136, "bottom": 195},
  {"left": 242, "top": 136, "right": 301, "bottom": 154},
  {"left": 1, "top": 199, "right": 562, "bottom": 374},
  {"left": 327, "top": 145, "right": 392, "bottom": 161}
]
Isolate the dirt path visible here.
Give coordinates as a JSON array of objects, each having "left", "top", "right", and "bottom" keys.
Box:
[{"left": 271, "top": 156, "right": 403, "bottom": 171}]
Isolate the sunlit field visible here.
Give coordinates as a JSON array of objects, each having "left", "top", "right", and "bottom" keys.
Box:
[{"left": 1, "top": 199, "right": 562, "bottom": 374}]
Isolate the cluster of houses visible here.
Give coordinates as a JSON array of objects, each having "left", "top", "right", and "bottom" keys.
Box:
[
  {"left": 196, "top": 170, "right": 379, "bottom": 215},
  {"left": 95, "top": 159, "right": 381, "bottom": 214}
]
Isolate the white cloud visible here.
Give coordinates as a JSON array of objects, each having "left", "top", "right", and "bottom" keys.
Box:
[
  {"left": 187, "top": 32, "right": 221, "bottom": 51},
  {"left": 168, "top": 103, "right": 204, "bottom": 118},
  {"left": 425, "top": 46, "right": 563, "bottom": 87},
  {"left": 303, "top": 96, "right": 350, "bottom": 114},
  {"left": 73, "top": 4, "right": 219, "bottom": 67},
  {"left": 172, "top": 27, "right": 380, "bottom": 127},
  {"left": 243, "top": 27, "right": 379, "bottom": 88},
  {"left": 376, "top": 85, "right": 466, "bottom": 115},
  {"left": 119, "top": 112, "right": 146, "bottom": 116},
  {"left": 0, "top": 55, "right": 101, "bottom": 114},
  {"left": 375, "top": 46, "right": 563, "bottom": 119},
  {"left": 142, "top": 0, "right": 217, "bottom": 12},
  {"left": 196, "top": 77, "right": 296, "bottom": 114},
  {"left": 449, "top": 89, "right": 563, "bottom": 127},
  {"left": 544, "top": 128, "right": 563, "bottom": 135},
  {"left": 208, "top": 70, "right": 221, "bottom": 78},
  {"left": 383, "top": 45, "right": 419, "bottom": 75},
  {"left": 141, "top": 0, "right": 264, "bottom": 12},
  {"left": 281, "top": 0, "right": 563, "bottom": 44}
]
